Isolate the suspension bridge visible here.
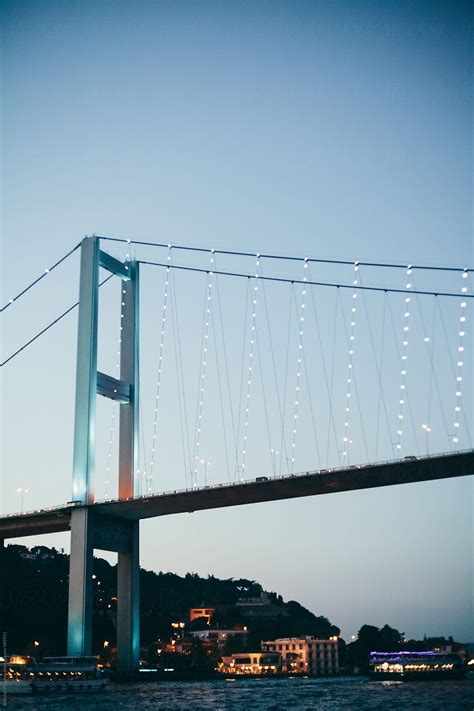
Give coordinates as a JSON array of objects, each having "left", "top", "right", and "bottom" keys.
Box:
[{"left": 1, "top": 235, "right": 472, "bottom": 670}]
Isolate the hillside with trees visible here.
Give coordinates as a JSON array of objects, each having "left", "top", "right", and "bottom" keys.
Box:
[{"left": 0, "top": 544, "right": 338, "bottom": 656}]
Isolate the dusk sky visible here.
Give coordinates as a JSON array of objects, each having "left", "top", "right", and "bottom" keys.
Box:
[{"left": 1, "top": 0, "right": 472, "bottom": 643}]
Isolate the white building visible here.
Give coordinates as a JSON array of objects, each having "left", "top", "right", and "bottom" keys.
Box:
[{"left": 261, "top": 636, "right": 339, "bottom": 675}]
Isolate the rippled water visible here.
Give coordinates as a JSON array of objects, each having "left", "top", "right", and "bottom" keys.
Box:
[{"left": 5, "top": 676, "right": 474, "bottom": 710}]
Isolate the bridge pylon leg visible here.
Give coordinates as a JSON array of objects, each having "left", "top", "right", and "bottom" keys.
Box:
[
  {"left": 117, "top": 520, "right": 140, "bottom": 671},
  {"left": 68, "top": 236, "right": 141, "bottom": 671},
  {"left": 67, "top": 508, "right": 94, "bottom": 656}
]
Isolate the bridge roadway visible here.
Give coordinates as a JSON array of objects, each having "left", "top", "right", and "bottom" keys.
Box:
[{"left": 1, "top": 450, "right": 472, "bottom": 541}]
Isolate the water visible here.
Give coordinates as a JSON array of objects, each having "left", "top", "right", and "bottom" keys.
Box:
[{"left": 5, "top": 676, "right": 474, "bottom": 710}]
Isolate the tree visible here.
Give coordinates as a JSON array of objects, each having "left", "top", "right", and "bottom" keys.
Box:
[{"left": 379, "top": 624, "right": 404, "bottom": 650}]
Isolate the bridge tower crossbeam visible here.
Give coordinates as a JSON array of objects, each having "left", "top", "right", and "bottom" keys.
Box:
[{"left": 67, "top": 235, "right": 140, "bottom": 671}]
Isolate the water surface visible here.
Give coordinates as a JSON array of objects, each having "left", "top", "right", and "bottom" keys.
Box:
[{"left": 5, "top": 675, "right": 474, "bottom": 710}]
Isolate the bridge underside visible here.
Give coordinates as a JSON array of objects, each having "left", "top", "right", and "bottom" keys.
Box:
[{"left": 1, "top": 450, "right": 472, "bottom": 541}]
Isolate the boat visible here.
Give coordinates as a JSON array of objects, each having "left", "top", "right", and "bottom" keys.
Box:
[
  {"left": 33, "top": 656, "right": 108, "bottom": 692},
  {"left": 369, "top": 651, "right": 466, "bottom": 680},
  {"left": 0, "top": 655, "right": 108, "bottom": 695},
  {"left": 0, "top": 656, "right": 35, "bottom": 694}
]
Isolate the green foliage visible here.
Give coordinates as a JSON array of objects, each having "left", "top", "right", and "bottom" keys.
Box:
[{"left": 344, "top": 624, "right": 405, "bottom": 672}]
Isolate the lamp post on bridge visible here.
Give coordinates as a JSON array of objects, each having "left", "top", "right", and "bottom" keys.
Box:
[
  {"left": 17, "top": 487, "right": 29, "bottom": 513},
  {"left": 200, "top": 458, "right": 210, "bottom": 487},
  {"left": 270, "top": 448, "right": 279, "bottom": 476}
]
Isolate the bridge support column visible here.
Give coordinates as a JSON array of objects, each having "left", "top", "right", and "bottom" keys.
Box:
[
  {"left": 117, "top": 520, "right": 140, "bottom": 671},
  {"left": 68, "top": 237, "right": 141, "bottom": 671},
  {"left": 67, "top": 508, "right": 94, "bottom": 656}
]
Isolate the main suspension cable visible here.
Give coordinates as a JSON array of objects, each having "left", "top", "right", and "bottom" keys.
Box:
[
  {"left": 138, "top": 260, "right": 469, "bottom": 299},
  {"left": 98, "top": 235, "right": 472, "bottom": 273},
  {"left": 0, "top": 274, "right": 114, "bottom": 367},
  {"left": 1, "top": 242, "right": 81, "bottom": 313}
]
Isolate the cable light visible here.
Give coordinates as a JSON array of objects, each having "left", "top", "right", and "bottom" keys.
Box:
[
  {"left": 149, "top": 251, "right": 171, "bottom": 493},
  {"left": 240, "top": 256, "right": 260, "bottom": 481},
  {"left": 452, "top": 269, "right": 469, "bottom": 445},
  {"left": 394, "top": 266, "right": 413, "bottom": 455},
  {"left": 104, "top": 256, "right": 129, "bottom": 499},
  {"left": 341, "top": 262, "right": 359, "bottom": 461},
  {"left": 137, "top": 259, "right": 468, "bottom": 299},
  {"left": 99, "top": 235, "right": 474, "bottom": 274},
  {"left": 192, "top": 260, "right": 214, "bottom": 487},
  {"left": 289, "top": 259, "right": 308, "bottom": 473},
  {"left": 0, "top": 242, "right": 81, "bottom": 313}
]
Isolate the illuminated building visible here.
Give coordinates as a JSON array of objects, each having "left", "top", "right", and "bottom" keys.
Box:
[
  {"left": 261, "top": 636, "right": 339, "bottom": 674},
  {"left": 219, "top": 652, "right": 281, "bottom": 674},
  {"left": 189, "top": 607, "right": 215, "bottom": 624}
]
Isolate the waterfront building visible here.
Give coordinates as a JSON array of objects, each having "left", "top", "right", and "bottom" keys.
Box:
[
  {"left": 261, "top": 636, "right": 339, "bottom": 674},
  {"left": 219, "top": 652, "right": 281, "bottom": 674},
  {"left": 189, "top": 607, "right": 215, "bottom": 623}
]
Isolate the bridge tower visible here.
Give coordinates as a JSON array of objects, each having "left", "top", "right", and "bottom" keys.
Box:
[{"left": 67, "top": 235, "right": 140, "bottom": 671}]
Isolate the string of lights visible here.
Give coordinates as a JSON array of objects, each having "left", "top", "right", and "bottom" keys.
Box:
[
  {"left": 3, "top": 255, "right": 469, "bottom": 371},
  {"left": 452, "top": 269, "right": 469, "bottom": 446},
  {"left": 137, "top": 260, "right": 469, "bottom": 299},
  {"left": 104, "top": 277, "right": 125, "bottom": 499},
  {"left": 341, "top": 262, "right": 360, "bottom": 461},
  {"left": 192, "top": 263, "right": 214, "bottom": 487},
  {"left": 0, "top": 242, "right": 81, "bottom": 313},
  {"left": 149, "top": 253, "right": 171, "bottom": 493},
  {"left": 240, "top": 257, "right": 260, "bottom": 480},
  {"left": 98, "top": 235, "right": 473, "bottom": 273},
  {"left": 289, "top": 259, "right": 308, "bottom": 473},
  {"left": 0, "top": 274, "right": 114, "bottom": 368},
  {"left": 394, "top": 266, "right": 414, "bottom": 455}
]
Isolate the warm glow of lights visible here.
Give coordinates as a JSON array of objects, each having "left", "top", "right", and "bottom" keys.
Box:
[{"left": 451, "top": 270, "right": 469, "bottom": 447}]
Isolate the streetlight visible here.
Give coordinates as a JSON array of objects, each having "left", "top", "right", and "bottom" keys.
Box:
[
  {"left": 270, "top": 449, "right": 279, "bottom": 475},
  {"left": 137, "top": 468, "right": 147, "bottom": 496},
  {"left": 200, "top": 458, "right": 210, "bottom": 486},
  {"left": 17, "top": 487, "right": 29, "bottom": 513}
]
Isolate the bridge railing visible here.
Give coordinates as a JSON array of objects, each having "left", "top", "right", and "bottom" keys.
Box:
[{"left": 3, "top": 447, "right": 469, "bottom": 519}]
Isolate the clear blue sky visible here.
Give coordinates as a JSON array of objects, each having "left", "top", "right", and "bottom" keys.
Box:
[{"left": 1, "top": 0, "right": 472, "bottom": 643}]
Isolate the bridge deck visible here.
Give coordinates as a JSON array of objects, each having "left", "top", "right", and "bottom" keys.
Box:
[{"left": 1, "top": 450, "right": 472, "bottom": 540}]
